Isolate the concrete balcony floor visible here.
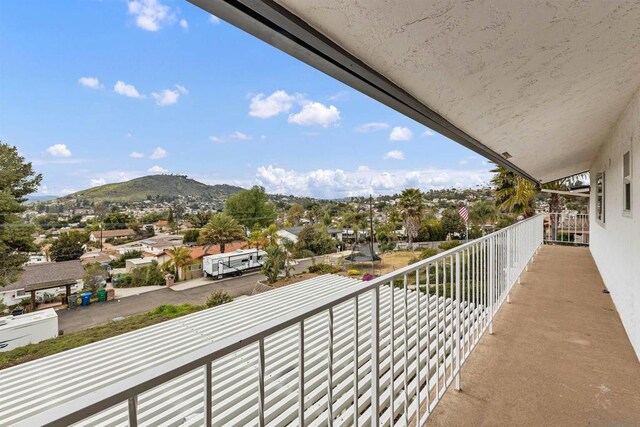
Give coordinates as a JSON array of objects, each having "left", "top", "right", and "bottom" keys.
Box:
[{"left": 427, "top": 245, "right": 640, "bottom": 426}]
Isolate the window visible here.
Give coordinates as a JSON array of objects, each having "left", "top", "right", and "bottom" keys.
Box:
[
  {"left": 596, "top": 172, "right": 605, "bottom": 224},
  {"left": 623, "top": 151, "right": 632, "bottom": 214}
]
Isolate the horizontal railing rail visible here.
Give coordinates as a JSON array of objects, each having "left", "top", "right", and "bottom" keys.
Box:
[
  {"left": 16, "top": 215, "right": 545, "bottom": 427},
  {"left": 544, "top": 212, "right": 589, "bottom": 246}
]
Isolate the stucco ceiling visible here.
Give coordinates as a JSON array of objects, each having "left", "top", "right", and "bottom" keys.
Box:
[{"left": 273, "top": 0, "right": 640, "bottom": 182}]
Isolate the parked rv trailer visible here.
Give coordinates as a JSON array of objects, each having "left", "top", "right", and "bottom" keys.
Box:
[
  {"left": 0, "top": 308, "right": 58, "bottom": 352},
  {"left": 202, "top": 249, "right": 267, "bottom": 279}
]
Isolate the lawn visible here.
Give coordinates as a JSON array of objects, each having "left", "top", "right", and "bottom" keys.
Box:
[{"left": 0, "top": 304, "right": 205, "bottom": 370}]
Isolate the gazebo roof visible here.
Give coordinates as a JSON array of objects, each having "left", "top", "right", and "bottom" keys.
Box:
[{"left": 5, "top": 260, "right": 84, "bottom": 292}]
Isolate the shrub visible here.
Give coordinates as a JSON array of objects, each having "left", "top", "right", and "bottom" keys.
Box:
[
  {"left": 347, "top": 269, "right": 361, "bottom": 276},
  {"left": 408, "top": 247, "right": 440, "bottom": 265},
  {"left": 439, "top": 240, "right": 462, "bottom": 251},
  {"left": 308, "top": 263, "right": 341, "bottom": 274},
  {"left": 206, "top": 290, "right": 233, "bottom": 308}
]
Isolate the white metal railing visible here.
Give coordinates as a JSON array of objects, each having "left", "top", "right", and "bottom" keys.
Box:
[
  {"left": 17, "top": 215, "right": 544, "bottom": 427},
  {"left": 544, "top": 213, "right": 589, "bottom": 246}
]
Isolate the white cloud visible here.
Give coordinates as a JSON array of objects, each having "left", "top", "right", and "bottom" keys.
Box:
[
  {"left": 209, "top": 14, "right": 221, "bottom": 24},
  {"left": 78, "top": 77, "right": 102, "bottom": 89},
  {"left": 151, "top": 84, "right": 187, "bottom": 106},
  {"left": 60, "top": 188, "right": 76, "bottom": 196},
  {"left": 148, "top": 165, "right": 168, "bottom": 174},
  {"left": 179, "top": 19, "right": 188, "bottom": 30},
  {"left": 459, "top": 159, "right": 468, "bottom": 165},
  {"left": 256, "top": 165, "right": 492, "bottom": 198},
  {"left": 126, "top": 132, "right": 133, "bottom": 138},
  {"left": 152, "top": 88, "right": 179, "bottom": 106},
  {"left": 230, "top": 131, "right": 251, "bottom": 140},
  {"left": 422, "top": 129, "right": 436, "bottom": 137},
  {"left": 249, "top": 90, "right": 300, "bottom": 118},
  {"left": 288, "top": 102, "right": 340, "bottom": 127},
  {"left": 150, "top": 147, "right": 167, "bottom": 159},
  {"left": 129, "top": 151, "right": 145, "bottom": 158},
  {"left": 384, "top": 150, "right": 405, "bottom": 160},
  {"left": 114, "top": 80, "right": 144, "bottom": 98},
  {"left": 356, "top": 122, "right": 389, "bottom": 132},
  {"left": 46, "top": 144, "right": 72, "bottom": 158},
  {"left": 260, "top": 135, "right": 267, "bottom": 140},
  {"left": 90, "top": 178, "right": 107, "bottom": 187},
  {"left": 127, "top": 0, "right": 174, "bottom": 32},
  {"left": 209, "top": 136, "right": 223, "bottom": 143},
  {"left": 390, "top": 126, "right": 413, "bottom": 141}
]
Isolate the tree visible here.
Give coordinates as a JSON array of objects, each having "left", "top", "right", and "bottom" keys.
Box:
[
  {"left": 165, "top": 247, "right": 193, "bottom": 281},
  {"left": 491, "top": 166, "right": 537, "bottom": 217},
  {"left": 247, "top": 224, "right": 279, "bottom": 250},
  {"left": 103, "top": 212, "right": 133, "bottom": 230},
  {"left": 398, "top": 189, "right": 425, "bottom": 250},
  {"left": 470, "top": 200, "right": 497, "bottom": 235},
  {"left": 441, "top": 209, "right": 465, "bottom": 238},
  {"left": 224, "top": 186, "right": 277, "bottom": 229},
  {"left": 188, "top": 211, "right": 214, "bottom": 228},
  {"left": 287, "top": 203, "right": 305, "bottom": 225},
  {"left": 294, "top": 225, "right": 336, "bottom": 257},
  {"left": 183, "top": 229, "right": 200, "bottom": 244},
  {"left": 49, "top": 232, "right": 85, "bottom": 261},
  {"left": 0, "top": 143, "right": 42, "bottom": 287},
  {"left": 199, "top": 213, "right": 245, "bottom": 253},
  {"left": 82, "top": 263, "right": 108, "bottom": 293},
  {"left": 262, "top": 244, "right": 286, "bottom": 284}
]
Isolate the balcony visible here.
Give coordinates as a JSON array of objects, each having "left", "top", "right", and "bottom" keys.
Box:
[{"left": 3, "top": 214, "right": 637, "bottom": 426}]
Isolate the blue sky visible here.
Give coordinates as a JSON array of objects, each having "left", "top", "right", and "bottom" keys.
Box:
[{"left": 0, "top": 0, "right": 492, "bottom": 198}]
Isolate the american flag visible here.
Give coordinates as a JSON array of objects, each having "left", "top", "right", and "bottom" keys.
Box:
[{"left": 457, "top": 205, "right": 469, "bottom": 223}]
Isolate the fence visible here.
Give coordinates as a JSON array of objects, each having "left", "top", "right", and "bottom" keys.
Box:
[
  {"left": 18, "top": 215, "right": 544, "bottom": 427},
  {"left": 544, "top": 213, "right": 589, "bottom": 246}
]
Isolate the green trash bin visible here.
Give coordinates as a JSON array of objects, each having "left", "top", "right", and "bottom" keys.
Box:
[{"left": 97, "top": 288, "right": 107, "bottom": 302}]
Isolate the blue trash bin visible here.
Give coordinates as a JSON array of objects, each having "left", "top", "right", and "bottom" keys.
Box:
[{"left": 80, "top": 292, "right": 92, "bottom": 306}]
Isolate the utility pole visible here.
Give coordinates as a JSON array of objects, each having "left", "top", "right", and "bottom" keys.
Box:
[{"left": 369, "top": 195, "right": 375, "bottom": 274}]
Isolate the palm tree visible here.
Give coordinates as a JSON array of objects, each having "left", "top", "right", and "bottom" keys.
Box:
[
  {"left": 398, "top": 188, "right": 425, "bottom": 250},
  {"left": 470, "top": 200, "right": 497, "bottom": 235},
  {"left": 166, "top": 246, "right": 193, "bottom": 281},
  {"left": 199, "top": 213, "right": 245, "bottom": 253},
  {"left": 261, "top": 244, "right": 285, "bottom": 284},
  {"left": 491, "top": 166, "right": 537, "bottom": 217}
]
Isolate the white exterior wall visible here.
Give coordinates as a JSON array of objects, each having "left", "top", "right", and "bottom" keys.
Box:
[{"left": 589, "top": 87, "right": 640, "bottom": 360}]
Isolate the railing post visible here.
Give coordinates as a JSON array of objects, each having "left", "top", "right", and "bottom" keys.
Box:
[
  {"left": 370, "top": 286, "right": 380, "bottom": 426},
  {"left": 455, "top": 252, "right": 461, "bottom": 391},
  {"left": 205, "top": 361, "right": 212, "bottom": 427},
  {"left": 128, "top": 396, "right": 138, "bottom": 427},
  {"left": 489, "top": 236, "right": 494, "bottom": 335},
  {"left": 506, "top": 230, "right": 511, "bottom": 304},
  {"left": 299, "top": 321, "right": 305, "bottom": 426}
]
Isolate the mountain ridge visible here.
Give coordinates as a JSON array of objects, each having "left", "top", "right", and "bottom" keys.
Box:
[{"left": 59, "top": 175, "right": 245, "bottom": 203}]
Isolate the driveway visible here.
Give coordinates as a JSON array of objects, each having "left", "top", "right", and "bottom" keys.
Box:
[{"left": 57, "top": 259, "right": 313, "bottom": 333}]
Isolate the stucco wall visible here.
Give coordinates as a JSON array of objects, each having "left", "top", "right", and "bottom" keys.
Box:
[{"left": 589, "top": 87, "right": 640, "bottom": 360}]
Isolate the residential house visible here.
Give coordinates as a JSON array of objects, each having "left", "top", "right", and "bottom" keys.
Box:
[
  {"left": 153, "top": 220, "right": 169, "bottom": 233},
  {"left": 88, "top": 229, "right": 136, "bottom": 244},
  {"left": 124, "top": 258, "right": 156, "bottom": 273}
]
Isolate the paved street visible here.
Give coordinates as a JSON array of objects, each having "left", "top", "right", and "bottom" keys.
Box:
[{"left": 57, "top": 259, "right": 313, "bottom": 334}]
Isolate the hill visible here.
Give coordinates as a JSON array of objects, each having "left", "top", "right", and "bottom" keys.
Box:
[{"left": 61, "top": 175, "right": 244, "bottom": 203}]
